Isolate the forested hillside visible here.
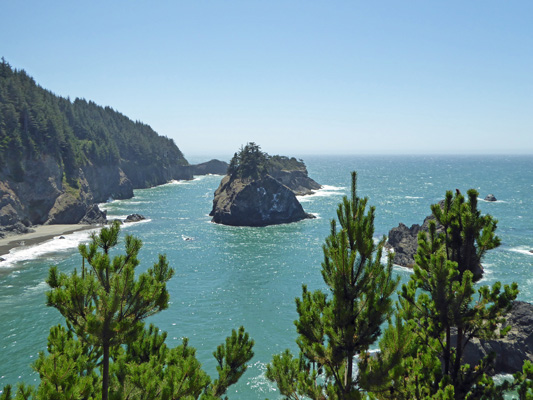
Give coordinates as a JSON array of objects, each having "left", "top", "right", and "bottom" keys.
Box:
[
  {"left": 0, "top": 59, "right": 191, "bottom": 228},
  {"left": 0, "top": 58, "right": 188, "bottom": 183}
]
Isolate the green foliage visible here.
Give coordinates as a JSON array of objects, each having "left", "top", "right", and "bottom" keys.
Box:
[
  {"left": 371, "top": 189, "right": 520, "bottom": 400},
  {"left": 227, "top": 142, "right": 308, "bottom": 180},
  {"left": 266, "top": 172, "right": 400, "bottom": 399},
  {"left": 46, "top": 220, "right": 174, "bottom": 400},
  {"left": 267, "top": 155, "right": 306, "bottom": 173},
  {"left": 0, "top": 59, "right": 187, "bottom": 182},
  {"left": 227, "top": 142, "right": 269, "bottom": 179},
  {"left": 431, "top": 189, "right": 501, "bottom": 282},
  {"left": 1, "top": 222, "right": 254, "bottom": 400}
]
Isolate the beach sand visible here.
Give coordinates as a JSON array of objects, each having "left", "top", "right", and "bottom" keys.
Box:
[{"left": 0, "top": 224, "right": 97, "bottom": 257}]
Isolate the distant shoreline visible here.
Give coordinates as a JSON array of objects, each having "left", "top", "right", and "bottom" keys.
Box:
[{"left": 0, "top": 224, "right": 97, "bottom": 258}]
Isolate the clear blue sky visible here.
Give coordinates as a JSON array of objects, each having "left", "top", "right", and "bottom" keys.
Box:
[{"left": 1, "top": 1, "right": 532, "bottom": 157}]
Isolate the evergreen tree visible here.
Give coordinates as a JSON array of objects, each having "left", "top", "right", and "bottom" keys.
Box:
[
  {"left": 370, "top": 189, "right": 519, "bottom": 399},
  {"left": 45, "top": 220, "right": 174, "bottom": 400},
  {"left": 266, "top": 172, "right": 399, "bottom": 399},
  {"left": 1, "top": 223, "right": 255, "bottom": 400},
  {"left": 227, "top": 142, "right": 268, "bottom": 179}
]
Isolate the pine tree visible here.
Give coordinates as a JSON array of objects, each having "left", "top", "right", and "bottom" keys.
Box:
[
  {"left": 227, "top": 142, "right": 268, "bottom": 180},
  {"left": 2, "top": 222, "right": 255, "bottom": 400},
  {"left": 45, "top": 221, "right": 174, "bottom": 400},
  {"left": 266, "top": 172, "right": 399, "bottom": 399},
  {"left": 370, "top": 189, "right": 519, "bottom": 399}
]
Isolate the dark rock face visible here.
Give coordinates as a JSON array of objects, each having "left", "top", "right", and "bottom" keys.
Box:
[
  {"left": 387, "top": 213, "right": 441, "bottom": 267},
  {"left": 81, "top": 165, "right": 134, "bottom": 202},
  {"left": 462, "top": 301, "right": 533, "bottom": 374},
  {"left": 386, "top": 222, "right": 423, "bottom": 267},
  {"left": 125, "top": 214, "right": 146, "bottom": 223},
  {"left": 189, "top": 159, "right": 229, "bottom": 175},
  {"left": 210, "top": 175, "right": 315, "bottom": 227},
  {"left": 268, "top": 169, "right": 322, "bottom": 196},
  {"left": 484, "top": 194, "right": 498, "bottom": 202},
  {"left": 80, "top": 204, "right": 107, "bottom": 224}
]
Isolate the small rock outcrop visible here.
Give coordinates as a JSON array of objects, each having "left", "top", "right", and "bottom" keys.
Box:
[
  {"left": 462, "top": 301, "right": 533, "bottom": 374},
  {"left": 484, "top": 194, "right": 497, "bottom": 202},
  {"left": 268, "top": 169, "right": 321, "bottom": 196},
  {"left": 125, "top": 214, "right": 146, "bottom": 223},
  {"left": 80, "top": 204, "right": 107, "bottom": 225},
  {"left": 387, "top": 212, "right": 442, "bottom": 267},
  {"left": 210, "top": 175, "right": 315, "bottom": 227}
]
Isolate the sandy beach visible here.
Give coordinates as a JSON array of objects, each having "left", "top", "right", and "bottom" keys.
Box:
[{"left": 0, "top": 224, "right": 96, "bottom": 257}]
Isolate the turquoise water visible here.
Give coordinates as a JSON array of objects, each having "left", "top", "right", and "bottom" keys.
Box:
[{"left": 1, "top": 155, "right": 532, "bottom": 398}]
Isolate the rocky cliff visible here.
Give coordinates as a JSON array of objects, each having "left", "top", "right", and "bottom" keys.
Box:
[
  {"left": 210, "top": 175, "right": 315, "bottom": 226},
  {"left": 462, "top": 301, "right": 533, "bottom": 374},
  {"left": 0, "top": 155, "right": 193, "bottom": 232}
]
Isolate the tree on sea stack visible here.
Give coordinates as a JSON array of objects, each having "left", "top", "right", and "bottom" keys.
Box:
[
  {"left": 46, "top": 220, "right": 174, "bottom": 400},
  {"left": 266, "top": 172, "right": 399, "bottom": 399},
  {"left": 227, "top": 142, "right": 269, "bottom": 179}
]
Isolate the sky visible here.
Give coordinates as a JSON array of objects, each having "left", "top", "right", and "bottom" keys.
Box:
[{"left": 1, "top": 1, "right": 532, "bottom": 158}]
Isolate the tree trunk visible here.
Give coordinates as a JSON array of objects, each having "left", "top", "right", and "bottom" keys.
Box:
[
  {"left": 453, "top": 326, "right": 463, "bottom": 389},
  {"left": 102, "top": 341, "right": 110, "bottom": 400},
  {"left": 344, "top": 354, "right": 353, "bottom": 396}
]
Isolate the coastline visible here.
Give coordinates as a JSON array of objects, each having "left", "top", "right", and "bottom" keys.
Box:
[{"left": 0, "top": 224, "right": 97, "bottom": 258}]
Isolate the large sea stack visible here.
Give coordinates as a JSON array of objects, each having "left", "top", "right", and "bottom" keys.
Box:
[{"left": 209, "top": 143, "right": 318, "bottom": 226}]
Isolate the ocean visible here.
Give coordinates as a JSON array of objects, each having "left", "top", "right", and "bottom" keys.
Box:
[{"left": 1, "top": 155, "right": 532, "bottom": 398}]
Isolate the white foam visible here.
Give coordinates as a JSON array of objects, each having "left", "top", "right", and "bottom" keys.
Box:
[
  {"left": 298, "top": 185, "right": 346, "bottom": 202},
  {"left": 165, "top": 175, "right": 213, "bottom": 186},
  {"left": 479, "top": 198, "right": 507, "bottom": 203},
  {"left": 0, "top": 229, "right": 97, "bottom": 269},
  {"left": 509, "top": 247, "right": 533, "bottom": 256},
  {"left": 405, "top": 196, "right": 423, "bottom": 199}
]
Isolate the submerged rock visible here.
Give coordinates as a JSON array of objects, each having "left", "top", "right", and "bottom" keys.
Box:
[{"left": 210, "top": 175, "right": 315, "bottom": 227}]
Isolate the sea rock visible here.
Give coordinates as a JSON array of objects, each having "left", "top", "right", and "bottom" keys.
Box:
[
  {"left": 484, "top": 194, "right": 497, "bottom": 202},
  {"left": 461, "top": 301, "right": 533, "bottom": 374},
  {"left": 386, "top": 210, "right": 443, "bottom": 267},
  {"left": 189, "top": 159, "right": 229, "bottom": 175},
  {"left": 80, "top": 204, "right": 107, "bottom": 224},
  {"left": 268, "top": 169, "right": 322, "bottom": 196},
  {"left": 210, "top": 175, "right": 315, "bottom": 226},
  {"left": 125, "top": 213, "right": 146, "bottom": 223},
  {"left": 386, "top": 201, "right": 483, "bottom": 279},
  {"left": 386, "top": 222, "right": 423, "bottom": 267}
]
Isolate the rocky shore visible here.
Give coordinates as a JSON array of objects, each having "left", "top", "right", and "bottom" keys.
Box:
[{"left": 0, "top": 158, "right": 227, "bottom": 236}]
